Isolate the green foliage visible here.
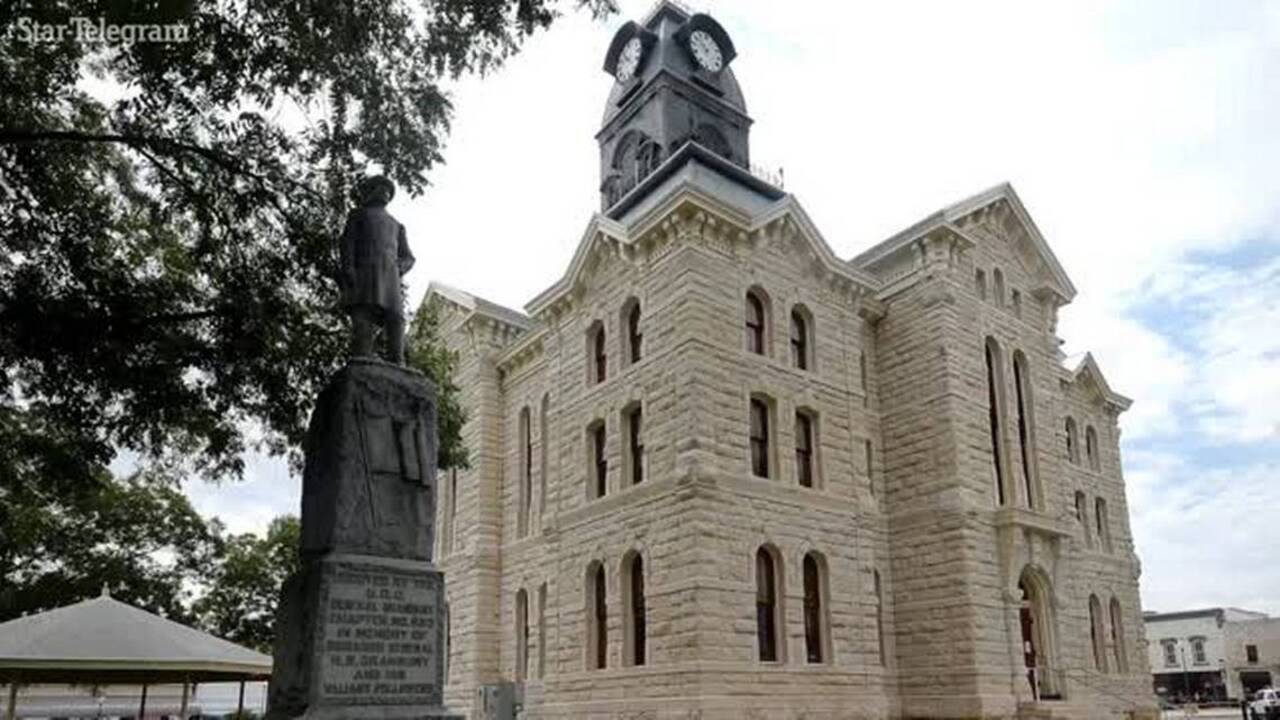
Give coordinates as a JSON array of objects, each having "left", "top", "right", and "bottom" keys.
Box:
[
  {"left": 405, "top": 296, "right": 468, "bottom": 470},
  {"left": 0, "top": 414, "right": 218, "bottom": 622},
  {"left": 194, "top": 516, "right": 301, "bottom": 652},
  {"left": 0, "top": 0, "right": 614, "bottom": 484}
]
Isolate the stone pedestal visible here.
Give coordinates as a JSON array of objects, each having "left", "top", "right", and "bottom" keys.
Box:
[{"left": 268, "top": 360, "right": 459, "bottom": 720}]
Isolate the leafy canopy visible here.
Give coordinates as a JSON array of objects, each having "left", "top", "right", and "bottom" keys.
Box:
[{"left": 0, "top": 0, "right": 613, "bottom": 483}]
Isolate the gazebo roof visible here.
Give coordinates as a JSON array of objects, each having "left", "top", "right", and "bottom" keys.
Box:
[{"left": 0, "top": 591, "right": 272, "bottom": 683}]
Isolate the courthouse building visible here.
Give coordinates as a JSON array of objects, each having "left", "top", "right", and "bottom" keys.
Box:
[{"left": 425, "top": 3, "right": 1156, "bottom": 718}]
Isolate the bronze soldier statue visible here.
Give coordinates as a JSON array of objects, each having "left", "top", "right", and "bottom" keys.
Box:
[{"left": 339, "top": 176, "right": 415, "bottom": 364}]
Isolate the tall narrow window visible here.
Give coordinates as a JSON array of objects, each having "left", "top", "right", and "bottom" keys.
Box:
[
  {"left": 445, "top": 602, "right": 452, "bottom": 681},
  {"left": 1089, "top": 594, "right": 1108, "bottom": 672},
  {"left": 790, "top": 307, "right": 809, "bottom": 370},
  {"left": 859, "top": 350, "right": 869, "bottom": 407},
  {"left": 1110, "top": 598, "right": 1127, "bottom": 672},
  {"left": 984, "top": 338, "right": 1008, "bottom": 505},
  {"left": 745, "top": 290, "right": 767, "bottom": 355},
  {"left": 1247, "top": 644, "right": 1259, "bottom": 663},
  {"left": 519, "top": 406, "right": 532, "bottom": 537},
  {"left": 1074, "top": 490, "right": 1091, "bottom": 547},
  {"left": 1095, "top": 497, "right": 1110, "bottom": 552},
  {"left": 803, "top": 553, "right": 827, "bottom": 664},
  {"left": 1085, "top": 425, "right": 1099, "bottom": 470},
  {"left": 1065, "top": 417, "right": 1079, "bottom": 464},
  {"left": 795, "top": 411, "right": 815, "bottom": 488},
  {"left": 1012, "top": 351, "right": 1036, "bottom": 508},
  {"left": 626, "top": 404, "right": 644, "bottom": 485},
  {"left": 515, "top": 588, "right": 529, "bottom": 681},
  {"left": 874, "top": 569, "right": 886, "bottom": 665},
  {"left": 537, "top": 583, "right": 547, "bottom": 679},
  {"left": 589, "top": 421, "right": 607, "bottom": 499},
  {"left": 755, "top": 547, "right": 781, "bottom": 662},
  {"left": 975, "top": 268, "right": 987, "bottom": 300},
  {"left": 1011, "top": 289, "right": 1022, "bottom": 318},
  {"left": 447, "top": 469, "right": 458, "bottom": 553},
  {"left": 993, "top": 268, "right": 1006, "bottom": 307},
  {"left": 588, "top": 563, "right": 607, "bottom": 670},
  {"left": 625, "top": 299, "right": 642, "bottom": 365},
  {"left": 539, "top": 394, "right": 549, "bottom": 519},
  {"left": 593, "top": 323, "right": 607, "bottom": 383},
  {"left": 750, "top": 398, "right": 771, "bottom": 478},
  {"left": 624, "top": 552, "right": 646, "bottom": 667}
]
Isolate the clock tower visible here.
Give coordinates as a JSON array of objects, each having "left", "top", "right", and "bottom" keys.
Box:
[{"left": 598, "top": 2, "right": 752, "bottom": 212}]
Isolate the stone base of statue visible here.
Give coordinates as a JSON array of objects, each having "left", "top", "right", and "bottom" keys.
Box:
[{"left": 267, "top": 359, "right": 460, "bottom": 720}]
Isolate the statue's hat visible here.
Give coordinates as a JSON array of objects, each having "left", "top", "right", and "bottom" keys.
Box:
[{"left": 356, "top": 175, "right": 396, "bottom": 203}]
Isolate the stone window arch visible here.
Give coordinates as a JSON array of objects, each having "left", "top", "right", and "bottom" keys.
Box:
[
  {"left": 1074, "top": 490, "right": 1092, "bottom": 548},
  {"left": 1110, "top": 596, "right": 1128, "bottom": 672},
  {"left": 621, "top": 297, "right": 642, "bottom": 366},
  {"left": 794, "top": 408, "right": 818, "bottom": 489},
  {"left": 1095, "top": 497, "right": 1111, "bottom": 552},
  {"left": 789, "top": 304, "right": 813, "bottom": 370},
  {"left": 975, "top": 268, "right": 987, "bottom": 300},
  {"left": 1089, "top": 593, "right": 1108, "bottom": 673},
  {"left": 515, "top": 587, "right": 529, "bottom": 681},
  {"left": 622, "top": 550, "right": 647, "bottom": 667},
  {"left": 1012, "top": 350, "right": 1039, "bottom": 509},
  {"left": 755, "top": 545, "right": 785, "bottom": 663},
  {"left": 993, "top": 268, "right": 1006, "bottom": 307},
  {"left": 745, "top": 286, "right": 772, "bottom": 356},
  {"left": 622, "top": 401, "right": 644, "bottom": 486},
  {"left": 1065, "top": 417, "right": 1080, "bottom": 464},
  {"left": 749, "top": 394, "right": 776, "bottom": 479},
  {"left": 802, "top": 551, "right": 832, "bottom": 664},
  {"left": 1085, "top": 424, "right": 1100, "bottom": 470},
  {"left": 586, "top": 419, "right": 607, "bottom": 500},
  {"left": 586, "top": 561, "right": 607, "bottom": 670},
  {"left": 588, "top": 320, "right": 607, "bottom": 384},
  {"left": 984, "top": 336, "right": 1010, "bottom": 505},
  {"left": 518, "top": 406, "right": 532, "bottom": 538}
]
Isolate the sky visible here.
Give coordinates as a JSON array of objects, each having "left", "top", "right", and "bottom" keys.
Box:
[{"left": 182, "top": 0, "right": 1280, "bottom": 616}]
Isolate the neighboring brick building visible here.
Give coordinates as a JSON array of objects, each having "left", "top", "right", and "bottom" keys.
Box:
[
  {"left": 424, "top": 3, "right": 1156, "bottom": 718},
  {"left": 1144, "top": 607, "right": 1280, "bottom": 702}
]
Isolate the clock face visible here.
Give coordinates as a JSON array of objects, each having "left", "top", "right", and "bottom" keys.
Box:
[
  {"left": 688, "top": 29, "right": 723, "bottom": 72},
  {"left": 616, "top": 37, "right": 643, "bottom": 82}
]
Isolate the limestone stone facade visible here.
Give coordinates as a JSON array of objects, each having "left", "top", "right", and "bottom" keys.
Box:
[{"left": 424, "top": 4, "right": 1156, "bottom": 718}]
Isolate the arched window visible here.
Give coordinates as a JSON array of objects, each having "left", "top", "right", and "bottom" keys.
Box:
[
  {"left": 587, "top": 562, "right": 607, "bottom": 670},
  {"left": 1074, "top": 490, "right": 1091, "bottom": 547},
  {"left": 537, "top": 583, "right": 548, "bottom": 679},
  {"left": 755, "top": 547, "right": 782, "bottom": 662},
  {"left": 749, "top": 396, "right": 772, "bottom": 478},
  {"left": 859, "top": 351, "right": 869, "bottom": 407},
  {"left": 1110, "top": 597, "right": 1127, "bottom": 673},
  {"left": 864, "top": 438, "right": 875, "bottom": 496},
  {"left": 1095, "top": 497, "right": 1110, "bottom": 552},
  {"left": 539, "top": 394, "right": 549, "bottom": 519},
  {"left": 519, "top": 406, "right": 532, "bottom": 538},
  {"left": 446, "top": 469, "right": 458, "bottom": 554},
  {"left": 993, "top": 268, "right": 1006, "bottom": 307},
  {"left": 975, "top": 269, "right": 987, "bottom": 300},
  {"left": 624, "top": 403, "right": 644, "bottom": 485},
  {"left": 1012, "top": 351, "right": 1037, "bottom": 508},
  {"left": 803, "top": 552, "right": 829, "bottom": 664},
  {"left": 623, "top": 551, "right": 646, "bottom": 667},
  {"left": 622, "top": 298, "right": 642, "bottom": 366},
  {"left": 1065, "top": 417, "right": 1079, "bottom": 464},
  {"left": 745, "top": 289, "right": 769, "bottom": 355},
  {"left": 795, "top": 410, "right": 817, "bottom": 488},
  {"left": 1191, "top": 636, "right": 1206, "bottom": 665},
  {"left": 1085, "top": 425, "right": 1099, "bottom": 470},
  {"left": 588, "top": 420, "right": 607, "bottom": 500},
  {"left": 873, "top": 569, "right": 886, "bottom": 665},
  {"left": 515, "top": 588, "right": 529, "bottom": 681},
  {"left": 789, "top": 306, "right": 811, "bottom": 370},
  {"left": 1089, "top": 594, "right": 1108, "bottom": 672},
  {"left": 444, "top": 601, "right": 452, "bottom": 682},
  {"left": 592, "top": 322, "right": 607, "bottom": 384},
  {"left": 1011, "top": 289, "right": 1023, "bottom": 318},
  {"left": 984, "top": 337, "right": 1009, "bottom": 505}
]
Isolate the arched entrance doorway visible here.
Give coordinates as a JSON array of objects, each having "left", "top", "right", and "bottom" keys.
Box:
[{"left": 1018, "top": 566, "right": 1061, "bottom": 700}]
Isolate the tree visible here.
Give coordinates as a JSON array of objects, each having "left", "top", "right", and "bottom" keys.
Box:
[
  {"left": 405, "top": 295, "right": 468, "bottom": 470},
  {"left": 0, "top": 419, "right": 218, "bottom": 623},
  {"left": 0, "top": 0, "right": 614, "bottom": 486},
  {"left": 195, "top": 515, "right": 301, "bottom": 652}
]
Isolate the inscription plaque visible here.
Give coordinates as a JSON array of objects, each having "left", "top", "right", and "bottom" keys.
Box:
[{"left": 318, "top": 560, "right": 443, "bottom": 708}]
